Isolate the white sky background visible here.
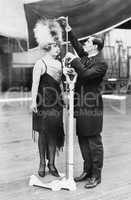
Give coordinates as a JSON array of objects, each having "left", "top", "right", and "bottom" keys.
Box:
[{"left": 0, "top": 0, "right": 27, "bottom": 38}]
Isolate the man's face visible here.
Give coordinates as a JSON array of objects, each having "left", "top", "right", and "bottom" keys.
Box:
[{"left": 83, "top": 37, "right": 97, "bottom": 53}]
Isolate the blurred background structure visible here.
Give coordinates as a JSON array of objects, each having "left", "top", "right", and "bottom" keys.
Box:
[{"left": 0, "top": 0, "right": 131, "bottom": 93}]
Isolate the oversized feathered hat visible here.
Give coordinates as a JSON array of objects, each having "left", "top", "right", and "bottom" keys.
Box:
[{"left": 33, "top": 18, "right": 63, "bottom": 49}]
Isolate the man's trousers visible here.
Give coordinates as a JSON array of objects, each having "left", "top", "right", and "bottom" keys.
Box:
[{"left": 78, "top": 134, "right": 103, "bottom": 178}]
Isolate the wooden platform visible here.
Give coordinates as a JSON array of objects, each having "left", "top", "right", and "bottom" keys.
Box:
[{"left": 0, "top": 94, "right": 131, "bottom": 200}]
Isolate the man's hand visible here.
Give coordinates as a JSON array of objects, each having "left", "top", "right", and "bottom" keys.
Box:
[
  {"left": 63, "top": 67, "right": 75, "bottom": 75},
  {"left": 63, "top": 52, "right": 77, "bottom": 67},
  {"left": 65, "top": 52, "right": 77, "bottom": 63},
  {"left": 57, "top": 16, "right": 66, "bottom": 28},
  {"left": 57, "top": 16, "right": 72, "bottom": 31},
  {"left": 31, "top": 101, "right": 37, "bottom": 113}
]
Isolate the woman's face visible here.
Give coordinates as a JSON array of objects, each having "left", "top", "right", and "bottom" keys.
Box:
[{"left": 49, "top": 43, "right": 60, "bottom": 58}]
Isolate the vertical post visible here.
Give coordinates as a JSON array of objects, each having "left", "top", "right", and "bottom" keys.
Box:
[
  {"left": 116, "top": 42, "right": 121, "bottom": 94},
  {"left": 63, "top": 16, "right": 77, "bottom": 183},
  {"left": 118, "top": 44, "right": 121, "bottom": 94},
  {"left": 63, "top": 68, "right": 77, "bottom": 184},
  {"left": 64, "top": 16, "right": 69, "bottom": 178},
  {"left": 65, "top": 16, "right": 69, "bottom": 54},
  {"left": 67, "top": 82, "right": 75, "bottom": 180}
]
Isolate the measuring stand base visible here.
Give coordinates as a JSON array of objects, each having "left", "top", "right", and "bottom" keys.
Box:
[{"left": 29, "top": 175, "right": 76, "bottom": 191}]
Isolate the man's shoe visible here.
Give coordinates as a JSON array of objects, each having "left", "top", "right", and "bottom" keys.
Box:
[
  {"left": 38, "top": 163, "right": 45, "bottom": 177},
  {"left": 74, "top": 172, "right": 91, "bottom": 182},
  {"left": 84, "top": 176, "right": 101, "bottom": 189}
]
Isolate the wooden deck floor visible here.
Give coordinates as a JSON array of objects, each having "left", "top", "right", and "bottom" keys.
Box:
[{"left": 0, "top": 94, "right": 131, "bottom": 200}]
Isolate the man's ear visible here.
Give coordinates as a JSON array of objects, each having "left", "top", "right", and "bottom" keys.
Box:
[{"left": 94, "top": 44, "right": 98, "bottom": 50}]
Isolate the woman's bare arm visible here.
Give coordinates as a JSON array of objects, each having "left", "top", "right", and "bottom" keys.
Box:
[{"left": 31, "top": 60, "right": 45, "bottom": 112}]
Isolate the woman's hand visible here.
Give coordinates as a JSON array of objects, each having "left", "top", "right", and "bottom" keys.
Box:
[{"left": 31, "top": 101, "right": 37, "bottom": 113}]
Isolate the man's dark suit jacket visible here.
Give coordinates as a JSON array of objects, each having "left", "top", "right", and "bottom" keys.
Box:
[{"left": 68, "top": 31, "right": 108, "bottom": 136}]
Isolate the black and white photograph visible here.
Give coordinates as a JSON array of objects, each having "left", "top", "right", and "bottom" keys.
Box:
[{"left": 0, "top": 0, "right": 131, "bottom": 199}]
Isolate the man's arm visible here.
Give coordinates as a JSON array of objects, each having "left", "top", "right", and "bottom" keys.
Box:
[
  {"left": 58, "top": 17, "right": 86, "bottom": 57},
  {"left": 70, "top": 58, "right": 108, "bottom": 79},
  {"left": 68, "top": 31, "right": 86, "bottom": 58}
]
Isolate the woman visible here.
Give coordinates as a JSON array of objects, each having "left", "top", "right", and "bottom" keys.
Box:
[{"left": 31, "top": 19, "right": 64, "bottom": 177}]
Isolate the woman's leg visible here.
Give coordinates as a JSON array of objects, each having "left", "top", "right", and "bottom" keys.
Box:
[
  {"left": 47, "top": 134, "right": 59, "bottom": 177},
  {"left": 38, "top": 131, "right": 46, "bottom": 177}
]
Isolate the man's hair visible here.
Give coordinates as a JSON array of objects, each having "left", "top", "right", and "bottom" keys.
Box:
[{"left": 92, "top": 37, "right": 104, "bottom": 51}]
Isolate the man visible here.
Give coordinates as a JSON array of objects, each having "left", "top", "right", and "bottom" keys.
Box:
[{"left": 59, "top": 17, "right": 108, "bottom": 189}]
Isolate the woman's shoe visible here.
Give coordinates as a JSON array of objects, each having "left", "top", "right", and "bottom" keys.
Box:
[
  {"left": 48, "top": 164, "right": 60, "bottom": 177},
  {"left": 38, "top": 163, "right": 45, "bottom": 177}
]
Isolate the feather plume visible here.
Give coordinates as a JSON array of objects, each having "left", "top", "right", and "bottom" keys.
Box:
[{"left": 34, "top": 19, "right": 63, "bottom": 48}]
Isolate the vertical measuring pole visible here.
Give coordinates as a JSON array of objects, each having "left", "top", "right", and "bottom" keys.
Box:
[
  {"left": 67, "top": 81, "right": 75, "bottom": 180},
  {"left": 65, "top": 16, "right": 69, "bottom": 178},
  {"left": 63, "top": 68, "right": 77, "bottom": 190},
  {"left": 63, "top": 68, "right": 77, "bottom": 184},
  {"left": 63, "top": 16, "right": 77, "bottom": 188}
]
